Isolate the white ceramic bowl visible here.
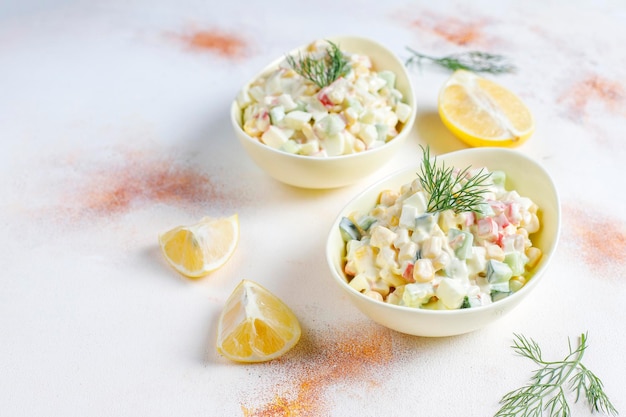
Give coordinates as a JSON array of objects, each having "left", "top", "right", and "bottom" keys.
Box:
[
  {"left": 230, "top": 36, "right": 416, "bottom": 189},
  {"left": 326, "top": 148, "right": 561, "bottom": 337}
]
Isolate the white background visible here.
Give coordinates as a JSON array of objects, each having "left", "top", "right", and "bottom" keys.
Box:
[{"left": 1, "top": 0, "right": 625, "bottom": 415}]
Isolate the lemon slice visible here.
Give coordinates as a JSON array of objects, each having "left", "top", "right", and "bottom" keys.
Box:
[
  {"left": 438, "top": 69, "right": 534, "bottom": 147},
  {"left": 158, "top": 214, "right": 239, "bottom": 278},
  {"left": 216, "top": 280, "right": 301, "bottom": 363}
]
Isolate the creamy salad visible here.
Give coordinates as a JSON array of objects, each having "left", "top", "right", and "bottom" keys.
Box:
[
  {"left": 236, "top": 40, "right": 412, "bottom": 157},
  {"left": 340, "top": 169, "right": 542, "bottom": 310}
]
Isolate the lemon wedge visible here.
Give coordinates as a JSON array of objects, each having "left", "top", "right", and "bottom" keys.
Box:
[
  {"left": 216, "top": 280, "right": 301, "bottom": 363},
  {"left": 158, "top": 214, "right": 239, "bottom": 278},
  {"left": 438, "top": 69, "right": 534, "bottom": 147}
]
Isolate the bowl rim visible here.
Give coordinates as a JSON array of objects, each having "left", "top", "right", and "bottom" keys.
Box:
[
  {"left": 325, "top": 147, "right": 562, "bottom": 315},
  {"left": 230, "top": 34, "right": 417, "bottom": 162}
]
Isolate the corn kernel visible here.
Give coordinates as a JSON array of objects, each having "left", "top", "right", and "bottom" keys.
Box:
[
  {"left": 413, "top": 258, "right": 435, "bottom": 283},
  {"left": 525, "top": 247, "right": 542, "bottom": 269},
  {"left": 379, "top": 190, "right": 399, "bottom": 206},
  {"left": 509, "top": 276, "right": 527, "bottom": 292}
]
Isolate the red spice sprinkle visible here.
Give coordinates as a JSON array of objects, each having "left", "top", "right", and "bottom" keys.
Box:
[
  {"left": 241, "top": 325, "right": 394, "bottom": 416},
  {"left": 410, "top": 15, "right": 486, "bottom": 46},
  {"left": 180, "top": 29, "right": 247, "bottom": 58},
  {"left": 564, "top": 204, "right": 626, "bottom": 269},
  {"left": 558, "top": 75, "right": 626, "bottom": 120},
  {"left": 74, "top": 156, "right": 216, "bottom": 217}
]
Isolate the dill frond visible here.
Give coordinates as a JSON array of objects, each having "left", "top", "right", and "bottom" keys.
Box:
[
  {"left": 417, "top": 145, "right": 492, "bottom": 214},
  {"left": 406, "top": 47, "right": 515, "bottom": 74},
  {"left": 286, "top": 41, "right": 349, "bottom": 88}
]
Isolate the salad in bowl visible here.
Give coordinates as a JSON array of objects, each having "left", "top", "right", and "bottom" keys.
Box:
[
  {"left": 230, "top": 36, "right": 416, "bottom": 189},
  {"left": 326, "top": 147, "right": 561, "bottom": 336}
]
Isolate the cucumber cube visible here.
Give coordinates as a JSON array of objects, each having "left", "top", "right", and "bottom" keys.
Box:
[
  {"left": 486, "top": 259, "right": 513, "bottom": 283},
  {"left": 339, "top": 217, "right": 361, "bottom": 242},
  {"left": 504, "top": 252, "right": 526, "bottom": 276},
  {"left": 491, "top": 170, "right": 506, "bottom": 187},
  {"left": 378, "top": 70, "right": 396, "bottom": 88},
  {"left": 448, "top": 229, "right": 474, "bottom": 260}
]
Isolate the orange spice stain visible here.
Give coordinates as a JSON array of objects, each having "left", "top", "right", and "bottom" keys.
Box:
[
  {"left": 558, "top": 74, "right": 626, "bottom": 120},
  {"left": 409, "top": 15, "right": 487, "bottom": 46},
  {"left": 177, "top": 29, "right": 247, "bottom": 58},
  {"left": 241, "top": 325, "right": 394, "bottom": 416},
  {"left": 73, "top": 155, "right": 217, "bottom": 217},
  {"left": 564, "top": 204, "right": 626, "bottom": 268}
]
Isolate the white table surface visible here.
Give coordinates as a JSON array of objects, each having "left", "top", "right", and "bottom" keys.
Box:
[{"left": 2, "top": 0, "right": 625, "bottom": 415}]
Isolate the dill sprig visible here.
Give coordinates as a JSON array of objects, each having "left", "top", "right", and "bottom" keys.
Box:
[
  {"left": 495, "top": 333, "right": 619, "bottom": 417},
  {"left": 417, "top": 145, "right": 491, "bottom": 214},
  {"left": 405, "top": 47, "right": 515, "bottom": 74},
  {"left": 285, "top": 41, "right": 349, "bottom": 88}
]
